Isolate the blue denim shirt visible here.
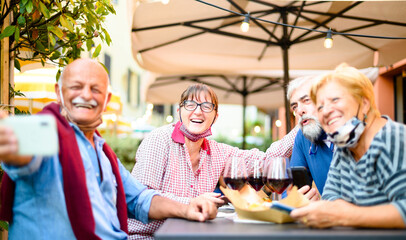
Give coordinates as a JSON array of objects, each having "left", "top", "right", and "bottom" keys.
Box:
[{"left": 3, "top": 123, "right": 158, "bottom": 239}]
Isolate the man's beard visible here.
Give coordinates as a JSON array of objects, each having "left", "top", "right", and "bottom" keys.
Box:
[{"left": 299, "top": 114, "right": 323, "bottom": 143}]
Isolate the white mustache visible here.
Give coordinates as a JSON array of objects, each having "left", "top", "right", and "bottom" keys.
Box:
[
  {"left": 72, "top": 96, "right": 98, "bottom": 107},
  {"left": 299, "top": 114, "right": 318, "bottom": 125}
]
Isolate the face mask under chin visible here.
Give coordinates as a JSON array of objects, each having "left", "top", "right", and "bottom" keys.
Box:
[
  {"left": 327, "top": 116, "right": 366, "bottom": 148},
  {"left": 58, "top": 85, "right": 107, "bottom": 131}
]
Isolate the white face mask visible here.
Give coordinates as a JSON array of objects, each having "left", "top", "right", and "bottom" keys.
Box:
[
  {"left": 327, "top": 115, "right": 366, "bottom": 148},
  {"left": 58, "top": 81, "right": 65, "bottom": 107},
  {"left": 58, "top": 81, "right": 109, "bottom": 131}
]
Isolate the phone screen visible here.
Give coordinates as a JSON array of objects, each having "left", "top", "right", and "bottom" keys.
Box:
[
  {"left": 291, "top": 166, "right": 312, "bottom": 189},
  {"left": 0, "top": 115, "right": 59, "bottom": 156}
]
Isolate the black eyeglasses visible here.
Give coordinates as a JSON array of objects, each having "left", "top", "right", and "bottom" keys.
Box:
[{"left": 181, "top": 100, "right": 215, "bottom": 113}]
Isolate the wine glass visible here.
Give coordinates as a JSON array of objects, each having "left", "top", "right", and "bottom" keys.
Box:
[
  {"left": 223, "top": 156, "right": 248, "bottom": 191},
  {"left": 261, "top": 158, "right": 275, "bottom": 196},
  {"left": 247, "top": 158, "right": 264, "bottom": 191},
  {"left": 265, "top": 157, "right": 292, "bottom": 200}
]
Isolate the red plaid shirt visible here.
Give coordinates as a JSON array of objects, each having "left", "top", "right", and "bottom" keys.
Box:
[{"left": 128, "top": 123, "right": 298, "bottom": 239}]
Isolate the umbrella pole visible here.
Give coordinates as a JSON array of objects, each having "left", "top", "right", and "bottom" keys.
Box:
[
  {"left": 281, "top": 10, "right": 291, "bottom": 133},
  {"left": 242, "top": 77, "right": 247, "bottom": 149},
  {"left": 242, "top": 93, "right": 247, "bottom": 149},
  {"left": 282, "top": 46, "right": 291, "bottom": 133}
]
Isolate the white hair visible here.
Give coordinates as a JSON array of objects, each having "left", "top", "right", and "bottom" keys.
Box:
[{"left": 286, "top": 75, "right": 319, "bottom": 101}]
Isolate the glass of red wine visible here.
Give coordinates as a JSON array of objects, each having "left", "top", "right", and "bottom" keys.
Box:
[
  {"left": 261, "top": 158, "right": 275, "bottom": 196},
  {"left": 247, "top": 158, "right": 264, "bottom": 191},
  {"left": 264, "top": 157, "right": 292, "bottom": 200},
  {"left": 223, "top": 156, "right": 248, "bottom": 191}
]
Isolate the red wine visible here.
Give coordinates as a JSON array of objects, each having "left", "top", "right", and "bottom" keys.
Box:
[
  {"left": 224, "top": 177, "right": 247, "bottom": 190},
  {"left": 266, "top": 178, "right": 292, "bottom": 194},
  {"left": 263, "top": 177, "right": 275, "bottom": 192},
  {"left": 248, "top": 177, "right": 264, "bottom": 191}
]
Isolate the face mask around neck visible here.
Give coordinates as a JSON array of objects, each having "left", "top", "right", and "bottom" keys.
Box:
[
  {"left": 179, "top": 123, "right": 212, "bottom": 142},
  {"left": 58, "top": 81, "right": 109, "bottom": 131},
  {"left": 327, "top": 113, "right": 366, "bottom": 149}
]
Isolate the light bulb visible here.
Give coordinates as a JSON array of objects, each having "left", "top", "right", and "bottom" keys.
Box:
[
  {"left": 324, "top": 38, "right": 333, "bottom": 48},
  {"left": 161, "top": 0, "right": 169, "bottom": 4},
  {"left": 240, "top": 22, "right": 249, "bottom": 33},
  {"left": 324, "top": 29, "right": 333, "bottom": 49},
  {"left": 240, "top": 14, "right": 250, "bottom": 33}
]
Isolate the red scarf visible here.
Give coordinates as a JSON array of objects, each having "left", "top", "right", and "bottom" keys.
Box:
[{"left": 0, "top": 103, "right": 128, "bottom": 238}]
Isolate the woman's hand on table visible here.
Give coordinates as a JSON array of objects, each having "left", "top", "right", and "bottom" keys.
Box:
[
  {"left": 290, "top": 199, "right": 353, "bottom": 228},
  {"left": 194, "top": 192, "right": 226, "bottom": 208}
]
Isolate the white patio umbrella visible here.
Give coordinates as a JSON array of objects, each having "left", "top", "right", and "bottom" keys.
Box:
[{"left": 131, "top": 0, "right": 406, "bottom": 136}]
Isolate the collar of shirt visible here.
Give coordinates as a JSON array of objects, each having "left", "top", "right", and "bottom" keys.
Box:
[
  {"left": 69, "top": 123, "right": 105, "bottom": 146},
  {"left": 171, "top": 121, "right": 211, "bottom": 155}
]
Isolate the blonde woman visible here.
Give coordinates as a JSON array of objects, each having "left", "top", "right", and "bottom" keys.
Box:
[{"left": 291, "top": 63, "right": 406, "bottom": 229}]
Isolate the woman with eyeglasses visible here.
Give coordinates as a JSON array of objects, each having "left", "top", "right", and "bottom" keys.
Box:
[
  {"left": 290, "top": 63, "right": 406, "bottom": 229},
  {"left": 127, "top": 83, "right": 299, "bottom": 239}
]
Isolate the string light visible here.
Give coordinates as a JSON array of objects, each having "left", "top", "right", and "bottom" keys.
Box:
[
  {"left": 324, "top": 28, "right": 333, "bottom": 49},
  {"left": 240, "top": 13, "right": 250, "bottom": 33},
  {"left": 196, "top": 0, "right": 406, "bottom": 41}
]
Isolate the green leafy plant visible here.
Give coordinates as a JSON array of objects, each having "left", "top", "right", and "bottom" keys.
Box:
[
  {"left": 1, "top": 0, "right": 115, "bottom": 74},
  {"left": 103, "top": 134, "right": 141, "bottom": 172}
]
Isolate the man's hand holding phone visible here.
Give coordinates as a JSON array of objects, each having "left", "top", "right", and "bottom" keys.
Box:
[
  {"left": 289, "top": 166, "right": 320, "bottom": 201},
  {"left": 0, "top": 113, "right": 59, "bottom": 166},
  {"left": 0, "top": 111, "right": 28, "bottom": 166},
  {"left": 297, "top": 185, "right": 320, "bottom": 201}
]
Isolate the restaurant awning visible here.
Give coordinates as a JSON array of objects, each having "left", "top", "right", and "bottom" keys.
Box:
[
  {"left": 131, "top": 1, "right": 406, "bottom": 74},
  {"left": 130, "top": 0, "right": 405, "bottom": 135}
]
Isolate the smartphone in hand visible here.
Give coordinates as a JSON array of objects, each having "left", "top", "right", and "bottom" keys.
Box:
[
  {"left": 0, "top": 115, "right": 59, "bottom": 156},
  {"left": 291, "top": 166, "right": 312, "bottom": 189},
  {"left": 270, "top": 202, "right": 296, "bottom": 213}
]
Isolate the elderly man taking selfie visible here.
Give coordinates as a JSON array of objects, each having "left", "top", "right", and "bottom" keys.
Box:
[{"left": 0, "top": 58, "right": 216, "bottom": 240}]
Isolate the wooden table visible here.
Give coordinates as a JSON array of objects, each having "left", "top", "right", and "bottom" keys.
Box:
[{"left": 155, "top": 217, "right": 406, "bottom": 240}]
